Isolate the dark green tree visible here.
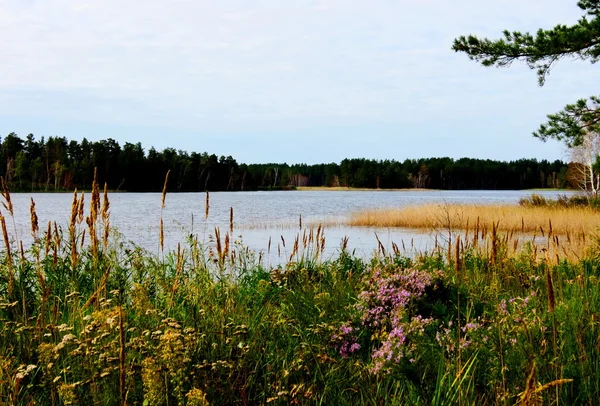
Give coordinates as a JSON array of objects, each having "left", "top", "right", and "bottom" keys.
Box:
[{"left": 452, "top": 1, "right": 600, "bottom": 146}]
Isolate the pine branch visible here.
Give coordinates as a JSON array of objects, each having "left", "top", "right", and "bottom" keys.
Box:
[{"left": 452, "top": 16, "right": 600, "bottom": 85}]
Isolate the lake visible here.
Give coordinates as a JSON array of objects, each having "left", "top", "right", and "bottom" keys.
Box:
[{"left": 3, "top": 189, "right": 573, "bottom": 264}]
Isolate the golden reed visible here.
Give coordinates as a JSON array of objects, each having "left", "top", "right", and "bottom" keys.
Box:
[
  {"left": 350, "top": 204, "right": 600, "bottom": 236},
  {"left": 30, "top": 198, "right": 39, "bottom": 240},
  {"left": 205, "top": 191, "right": 210, "bottom": 219}
]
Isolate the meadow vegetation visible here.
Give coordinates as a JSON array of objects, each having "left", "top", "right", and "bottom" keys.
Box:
[{"left": 1, "top": 177, "right": 600, "bottom": 405}]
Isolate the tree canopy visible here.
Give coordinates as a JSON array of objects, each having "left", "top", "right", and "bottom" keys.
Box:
[
  {"left": 452, "top": 0, "right": 600, "bottom": 147},
  {"left": 0, "top": 132, "right": 570, "bottom": 192}
]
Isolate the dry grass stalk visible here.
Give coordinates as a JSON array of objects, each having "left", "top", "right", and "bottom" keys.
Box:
[
  {"left": 375, "top": 233, "right": 386, "bottom": 256},
  {"left": 81, "top": 265, "right": 112, "bottom": 310},
  {"left": 19, "top": 240, "right": 25, "bottom": 264},
  {"left": 161, "top": 170, "right": 170, "bottom": 209},
  {"left": 103, "top": 219, "right": 110, "bottom": 250},
  {"left": 91, "top": 168, "right": 100, "bottom": 220},
  {"left": 215, "top": 227, "right": 222, "bottom": 265},
  {"left": 86, "top": 213, "right": 97, "bottom": 259},
  {"left": 229, "top": 207, "right": 234, "bottom": 234},
  {"left": 1, "top": 214, "right": 13, "bottom": 295},
  {"left": 45, "top": 221, "right": 52, "bottom": 256},
  {"left": 159, "top": 218, "right": 165, "bottom": 252},
  {"left": 70, "top": 190, "right": 78, "bottom": 232},
  {"left": 101, "top": 184, "right": 111, "bottom": 249},
  {"left": 70, "top": 191, "right": 79, "bottom": 268},
  {"left": 341, "top": 236, "right": 349, "bottom": 252},
  {"left": 1, "top": 177, "right": 13, "bottom": 216},
  {"left": 87, "top": 168, "right": 100, "bottom": 259},
  {"left": 159, "top": 173, "right": 169, "bottom": 255},
  {"left": 78, "top": 192, "right": 85, "bottom": 224},
  {"left": 53, "top": 222, "right": 60, "bottom": 250},
  {"left": 519, "top": 373, "right": 573, "bottom": 406},
  {"left": 518, "top": 361, "right": 538, "bottom": 405},
  {"left": 290, "top": 235, "right": 299, "bottom": 261},
  {"left": 299, "top": 214, "right": 302, "bottom": 230},
  {"left": 102, "top": 184, "right": 110, "bottom": 220},
  {"left": 30, "top": 198, "right": 39, "bottom": 240},
  {"left": 70, "top": 240, "right": 78, "bottom": 269},
  {"left": 205, "top": 191, "right": 210, "bottom": 219},
  {"left": 350, "top": 204, "right": 600, "bottom": 236}
]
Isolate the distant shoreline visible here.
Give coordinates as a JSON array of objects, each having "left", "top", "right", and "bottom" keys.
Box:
[
  {"left": 5, "top": 187, "right": 574, "bottom": 194},
  {"left": 294, "top": 186, "right": 434, "bottom": 192},
  {"left": 294, "top": 186, "right": 573, "bottom": 192}
]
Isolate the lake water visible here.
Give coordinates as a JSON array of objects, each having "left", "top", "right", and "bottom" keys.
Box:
[{"left": 4, "top": 189, "right": 573, "bottom": 264}]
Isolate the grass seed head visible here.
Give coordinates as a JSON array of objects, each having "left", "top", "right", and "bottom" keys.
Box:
[
  {"left": 30, "top": 198, "right": 39, "bottom": 239},
  {"left": 161, "top": 170, "right": 170, "bottom": 209}
]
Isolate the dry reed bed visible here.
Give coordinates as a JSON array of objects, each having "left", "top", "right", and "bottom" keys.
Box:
[{"left": 350, "top": 204, "right": 600, "bottom": 237}]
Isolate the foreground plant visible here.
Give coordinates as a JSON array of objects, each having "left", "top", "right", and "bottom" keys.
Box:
[{"left": 0, "top": 182, "right": 600, "bottom": 404}]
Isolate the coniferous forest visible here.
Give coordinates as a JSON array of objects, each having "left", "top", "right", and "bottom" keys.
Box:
[{"left": 1, "top": 132, "right": 569, "bottom": 191}]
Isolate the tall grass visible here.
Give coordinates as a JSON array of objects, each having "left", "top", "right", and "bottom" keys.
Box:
[
  {"left": 350, "top": 203, "right": 600, "bottom": 236},
  {"left": 0, "top": 184, "right": 600, "bottom": 404},
  {"left": 519, "top": 193, "right": 600, "bottom": 210}
]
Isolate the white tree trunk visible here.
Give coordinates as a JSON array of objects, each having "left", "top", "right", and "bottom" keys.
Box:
[{"left": 569, "top": 131, "right": 600, "bottom": 198}]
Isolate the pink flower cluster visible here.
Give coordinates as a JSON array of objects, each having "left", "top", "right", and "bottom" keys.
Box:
[
  {"left": 331, "top": 323, "right": 361, "bottom": 358},
  {"left": 370, "top": 315, "right": 431, "bottom": 374},
  {"left": 357, "top": 268, "right": 433, "bottom": 328},
  {"left": 358, "top": 266, "right": 435, "bottom": 374}
]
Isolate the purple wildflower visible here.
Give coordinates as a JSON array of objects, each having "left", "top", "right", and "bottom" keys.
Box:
[{"left": 332, "top": 323, "right": 361, "bottom": 358}]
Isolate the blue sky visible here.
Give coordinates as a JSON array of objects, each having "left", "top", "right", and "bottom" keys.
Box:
[{"left": 0, "top": 0, "right": 595, "bottom": 164}]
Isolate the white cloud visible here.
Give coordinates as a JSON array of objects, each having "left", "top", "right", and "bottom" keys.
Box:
[{"left": 0, "top": 0, "right": 595, "bottom": 161}]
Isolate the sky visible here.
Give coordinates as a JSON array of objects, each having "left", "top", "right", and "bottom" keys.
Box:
[{"left": 0, "top": 0, "right": 596, "bottom": 164}]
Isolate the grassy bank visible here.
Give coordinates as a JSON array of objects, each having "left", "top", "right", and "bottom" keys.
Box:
[{"left": 1, "top": 182, "right": 600, "bottom": 404}]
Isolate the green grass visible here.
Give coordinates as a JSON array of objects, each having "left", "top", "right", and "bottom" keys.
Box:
[
  {"left": 519, "top": 193, "right": 600, "bottom": 209},
  {"left": 1, "top": 188, "right": 600, "bottom": 405}
]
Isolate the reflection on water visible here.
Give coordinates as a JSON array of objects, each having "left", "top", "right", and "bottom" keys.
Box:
[{"left": 4, "top": 190, "right": 575, "bottom": 264}]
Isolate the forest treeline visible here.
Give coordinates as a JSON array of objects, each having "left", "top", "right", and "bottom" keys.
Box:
[{"left": 0, "top": 132, "right": 570, "bottom": 192}]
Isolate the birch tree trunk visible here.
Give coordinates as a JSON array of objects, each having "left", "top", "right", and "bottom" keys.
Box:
[{"left": 569, "top": 131, "right": 600, "bottom": 198}]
